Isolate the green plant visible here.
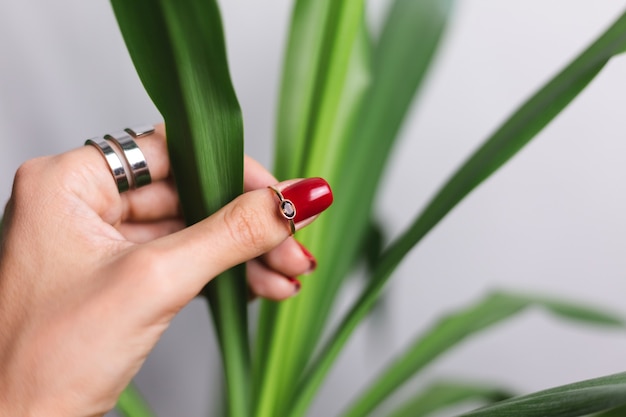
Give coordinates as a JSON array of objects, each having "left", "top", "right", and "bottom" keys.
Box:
[{"left": 109, "top": 1, "right": 626, "bottom": 416}]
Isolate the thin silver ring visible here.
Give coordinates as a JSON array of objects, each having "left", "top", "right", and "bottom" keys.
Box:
[
  {"left": 105, "top": 128, "right": 152, "bottom": 188},
  {"left": 269, "top": 186, "right": 296, "bottom": 235},
  {"left": 85, "top": 137, "right": 130, "bottom": 193}
]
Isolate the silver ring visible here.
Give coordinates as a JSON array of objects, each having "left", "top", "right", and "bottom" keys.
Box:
[
  {"left": 125, "top": 125, "right": 156, "bottom": 139},
  {"left": 85, "top": 137, "right": 130, "bottom": 193},
  {"left": 105, "top": 126, "right": 154, "bottom": 189}
]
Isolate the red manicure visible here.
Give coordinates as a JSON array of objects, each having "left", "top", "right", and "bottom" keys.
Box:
[
  {"left": 287, "top": 277, "right": 302, "bottom": 294},
  {"left": 296, "top": 241, "right": 317, "bottom": 273},
  {"left": 281, "top": 177, "right": 333, "bottom": 223}
]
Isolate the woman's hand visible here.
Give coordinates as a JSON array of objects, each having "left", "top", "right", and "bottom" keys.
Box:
[{"left": 0, "top": 124, "right": 332, "bottom": 417}]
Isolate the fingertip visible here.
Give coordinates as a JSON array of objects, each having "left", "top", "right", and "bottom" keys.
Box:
[
  {"left": 247, "top": 260, "right": 301, "bottom": 301},
  {"left": 260, "top": 238, "right": 316, "bottom": 278},
  {"left": 286, "top": 277, "right": 302, "bottom": 295},
  {"left": 295, "top": 240, "right": 317, "bottom": 274},
  {"left": 271, "top": 177, "right": 333, "bottom": 233}
]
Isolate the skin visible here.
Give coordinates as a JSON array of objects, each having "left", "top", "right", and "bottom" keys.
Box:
[{"left": 0, "top": 124, "right": 320, "bottom": 417}]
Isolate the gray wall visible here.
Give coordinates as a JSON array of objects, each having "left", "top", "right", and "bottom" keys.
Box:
[{"left": 1, "top": 1, "right": 625, "bottom": 416}]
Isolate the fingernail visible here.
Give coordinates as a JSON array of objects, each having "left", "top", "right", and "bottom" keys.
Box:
[
  {"left": 296, "top": 241, "right": 317, "bottom": 274},
  {"left": 287, "top": 277, "right": 301, "bottom": 294},
  {"left": 281, "top": 177, "right": 333, "bottom": 223}
]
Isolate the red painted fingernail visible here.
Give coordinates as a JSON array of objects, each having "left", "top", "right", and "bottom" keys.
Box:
[
  {"left": 296, "top": 241, "right": 317, "bottom": 274},
  {"left": 287, "top": 277, "right": 301, "bottom": 294},
  {"left": 281, "top": 177, "right": 333, "bottom": 223}
]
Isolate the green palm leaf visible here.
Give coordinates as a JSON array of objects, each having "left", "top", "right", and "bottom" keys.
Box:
[
  {"left": 591, "top": 404, "right": 626, "bottom": 416},
  {"left": 387, "top": 381, "right": 511, "bottom": 417},
  {"left": 296, "top": 11, "right": 626, "bottom": 417},
  {"left": 457, "top": 372, "right": 626, "bottom": 417},
  {"left": 253, "top": 1, "right": 369, "bottom": 416},
  {"left": 265, "top": 2, "right": 455, "bottom": 415},
  {"left": 110, "top": 1, "right": 247, "bottom": 416},
  {"left": 341, "top": 291, "right": 623, "bottom": 417},
  {"left": 286, "top": 0, "right": 455, "bottom": 379},
  {"left": 116, "top": 382, "right": 156, "bottom": 417},
  {"left": 375, "top": 8, "right": 626, "bottom": 292}
]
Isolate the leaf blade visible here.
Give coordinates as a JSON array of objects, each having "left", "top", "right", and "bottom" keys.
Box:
[
  {"left": 284, "top": 1, "right": 456, "bottom": 414},
  {"left": 591, "top": 403, "right": 626, "bottom": 416},
  {"left": 111, "top": 1, "right": 247, "bottom": 416},
  {"left": 295, "top": 12, "right": 626, "bottom": 416},
  {"left": 116, "top": 382, "right": 156, "bottom": 417},
  {"left": 372, "top": 8, "right": 626, "bottom": 316},
  {"left": 341, "top": 291, "right": 624, "bottom": 417},
  {"left": 254, "top": 1, "right": 370, "bottom": 416},
  {"left": 274, "top": 0, "right": 332, "bottom": 180},
  {"left": 458, "top": 373, "right": 626, "bottom": 417},
  {"left": 387, "top": 381, "right": 511, "bottom": 417}
]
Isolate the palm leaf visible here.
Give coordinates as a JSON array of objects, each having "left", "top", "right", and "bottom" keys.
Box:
[
  {"left": 295, "top": 11, "right": 626, "bottom": 417},
  {"left": 116, "top": 382, "right": 156, "bottom": 417},
  {"left": 264, "top": 2, "right": 455, "bottom": 416},
  {"left": 387, "top": 381, "right": 511, "bottom": 417},
  {"left": 457, "top": 372, "right": 626, "bottom": 417},
  {"left": 374, "top": 8, "right": 626, "bottom": 295},
  {"left": 341, "top": 291, "right": 624, "bottom": 417},
  {"left": 253, "top": 1, "right": 369, "bottom": 416},
  {"left": 110, "top": 1, "right": 247, "bottom": 416},
  {"left": 590, "top": 404, "right": 626, "bottom": 416}
]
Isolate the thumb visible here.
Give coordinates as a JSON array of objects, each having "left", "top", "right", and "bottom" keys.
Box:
[{"left": 135, "top": 177, "right": 332, "bottom": 301}]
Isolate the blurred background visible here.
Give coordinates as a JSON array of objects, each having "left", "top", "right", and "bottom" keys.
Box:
[{"left": 1, "top": 1, "right": 625, "bottom": 416}]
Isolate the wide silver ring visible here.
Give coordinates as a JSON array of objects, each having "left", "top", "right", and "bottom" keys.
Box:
[
  {"left": 85, "top": 125, "right": 155, "bottom": 193},
  {"left": 105, "top": 125, "right": 154, "bottom": 189},
  {"left": 269, "top": 186, "right": 296, "bottom": 235},
  {"left": 85, "top": 137, "right": 131, "bottom": 193}
]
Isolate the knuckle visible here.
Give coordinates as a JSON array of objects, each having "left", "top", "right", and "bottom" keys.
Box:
[
  {"left": 223, "top": 198, "right": 270, "bottom": 255},
  {"left": 11, "top": 158, "right": 50, "bottom": 207},
  {"left": 13, "top": 158, "right": 44, "bottom": 190}
]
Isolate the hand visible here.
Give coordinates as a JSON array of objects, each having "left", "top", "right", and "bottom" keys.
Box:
[{"left": 0, "top": 124, "right": 332, "bottom": 417}]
